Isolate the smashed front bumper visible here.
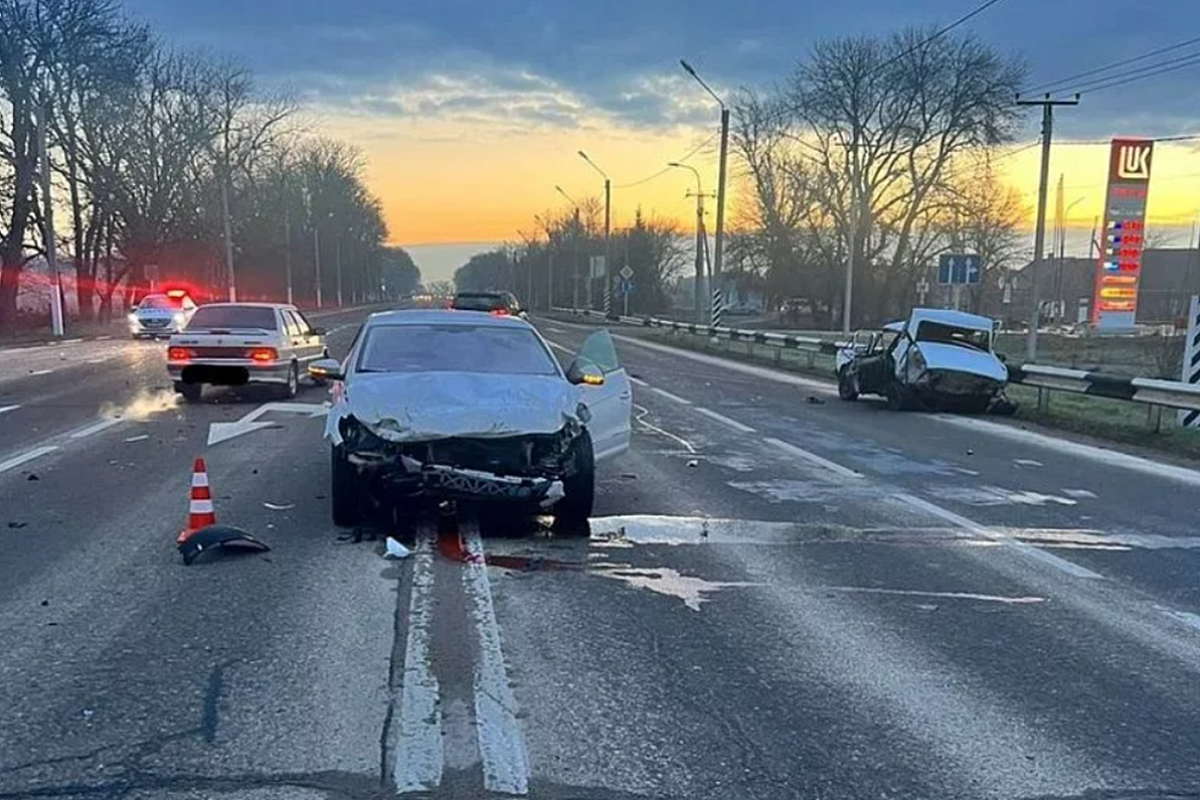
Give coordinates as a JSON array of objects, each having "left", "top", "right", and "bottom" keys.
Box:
[
  {"left": 348, "top": 451, "right": 565, "bottom": 507},
  {"left": 911, "top": 369, "right": 1003, "bottom": 401}
]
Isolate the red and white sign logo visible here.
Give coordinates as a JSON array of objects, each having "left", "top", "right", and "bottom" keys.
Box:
[{"left": 1109, "top": 139, "right": 1154, "bottom": 182}]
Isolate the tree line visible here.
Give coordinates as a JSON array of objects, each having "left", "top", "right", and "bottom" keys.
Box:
[
  {"left": 484, "top": 27, "right": 1028, "bottom": 327},
  {"left": 0, "top": 0, "right": 420, "bottom": 334}
]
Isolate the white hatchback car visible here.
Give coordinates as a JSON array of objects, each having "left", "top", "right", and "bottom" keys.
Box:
[
  {"left": 309, "top": 309, "right": 632, "bottom": 530},
  {"left": 167, "top": 303, "right": 328, "bottom": 402}
]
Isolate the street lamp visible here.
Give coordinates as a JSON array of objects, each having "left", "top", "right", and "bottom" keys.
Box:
[
  {"left": 680, "top": 59, "right": 729, "bottom": 325},
  {"left": 556, "top": 186, "right": 583, "bottom": 310},
  {"left": 669, "top": 162, "right": 710, "bottom": 322},
  {"left": 577, "top": 151, "right": 611, "bottom": 316}
]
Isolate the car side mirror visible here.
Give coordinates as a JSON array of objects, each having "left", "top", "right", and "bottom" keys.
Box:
[
  {"left": 567, "top": 360, "right": 605, "bottom": 386},
  {"left": 997, "top": 353, "right": 1008, "bottom": 363},
  {"left": 308, "top": 358, "right": 344, "bottom": 382}
]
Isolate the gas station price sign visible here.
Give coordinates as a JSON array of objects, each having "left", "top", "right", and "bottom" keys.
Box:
[{"left": 1093, "top": 138, "right": 1154, "bottom": 330}]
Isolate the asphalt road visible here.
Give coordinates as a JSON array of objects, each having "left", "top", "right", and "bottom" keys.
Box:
[{"left": 3, "top": 307, "right": 1200, "bottom": 800}]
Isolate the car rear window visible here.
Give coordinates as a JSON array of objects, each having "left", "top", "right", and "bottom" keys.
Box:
[
  {"left": 186, "top": 306, "right": 278, "bottom": 331},
  {"left": 915, "top": 321, "right": 991, "bottom": 351},
  {"left": 357, "top": 324, "right": 559, "bottom": 376},
  {"left": 452, "top": 294, "right": 505, "bottom": 312},
  {"left": 139, "top": 295, "right": 182, "bottom": 310}
]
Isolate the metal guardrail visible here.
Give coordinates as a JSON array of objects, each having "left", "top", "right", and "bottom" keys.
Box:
[{"left": 552, "top": 307, "right": 1200, "bottom": 415}]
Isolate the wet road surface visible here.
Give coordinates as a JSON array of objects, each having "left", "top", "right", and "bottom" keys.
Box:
[{"left": 2, "top": 308, "right": 1200, "bottom": 799}]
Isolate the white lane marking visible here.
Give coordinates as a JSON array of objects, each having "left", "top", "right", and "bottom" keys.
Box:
[
  {"left": 70, "top": 418, "right": 122, "bottom": 439},
  {"left": 936, "top": 414, "right": 1200, "bottom": 487},
  {"left": 764, "top": 436, "right": 864, "bottom": 479},
  {"left": 95, "top": 335, "right": 112, "bottom": 341},
  {"left": 694, "top": 406, "right": 756, "bottom": 433},
  {"left": 611, "top": 333, "right": 835, "bottom": 393},
  {"left": 0, "top": 446, "right": 58, "bottom": 474},
  {"left": 1157, "top": 606, "right": 1200, "bottom": 634},
  {"left": 824, "top": 586, "right": 1046, "bottom": 605},
  {"left": 0, "top": 405, "right": 19, "bottom": 416},
  {"left": 634, "top": 404, "right": 697, "bottom": 454},
  {"left": 124, "top": 434, "right": 149, "bottom": 443},
  {"left": 628, "top": 375, "right": 649, "bottom": 387},
  {"left": 651, "top": 387, "right": 692, "bottom": 405},
  {"left": 1064, "top": 488, "right": 1098, "bottom": 499},
  {"left": 62, "top": 338, "right": 83, "bottom": 344},
  {"left": 28, "top": 369, "right": 54, "bottom": 376},
  {"left": 892, "top": 491, "right": 1103, "bottom": 580},
  {"left": 461, "top": 524, "right": 530, "bottom": 796},
  {"left": 394, "top": 532, "right": 444, "bottom": 794},
  {"left": 1014, "top": 459, "right": 1044, "bottom": 468}
]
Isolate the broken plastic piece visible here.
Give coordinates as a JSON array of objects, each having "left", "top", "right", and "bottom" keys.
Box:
[
  {"left": 262, "top": 502, "right": 295, "bottom": 511},
  {"left": 686, "top": 459, "right": 699, "bottom": 468},
  {"left": 384, "top": 537, "right": 412, "bottom": 560},
  {"left": 178, "top": 525, "right": 270, "bottom": 565}
]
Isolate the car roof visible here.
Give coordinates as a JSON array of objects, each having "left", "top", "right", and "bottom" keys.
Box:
[
  {"left": 365, "top": 308, "right": 529, "bottom": 328},
  {"left": 908, "top": 307, "right": 995, "bottom": 331}
]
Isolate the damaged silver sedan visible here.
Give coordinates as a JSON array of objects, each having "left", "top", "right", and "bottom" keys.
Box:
[{"left": 308, "top": 310, "right": 632, "bottom": 530}]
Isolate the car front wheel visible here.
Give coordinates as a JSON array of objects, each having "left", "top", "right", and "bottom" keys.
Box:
[
  {"left": 837, "top": 367, "right": 859, "bottom": 401},
  {"left": 555, "top": 431, "right": 595, "bottom": 532},
  {"left": 331, "top": 444, "right": 362, "bottom": 527}
]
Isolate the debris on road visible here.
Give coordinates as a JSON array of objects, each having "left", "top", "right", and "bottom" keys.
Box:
[
  {"left": 7, "top": 521, "right": 27, "bottom": 529},
  {"left": 178, "top": 525, "right": 271, "bottom": 566},
  {"left": 686, "top": 459, "right": 699, "bottom": 468},
  {"left": 26, "top": 473, "right": 38, "bottom": 481},
  {"left": 806, "top": 396, "right": 825, "bottom": 404},
  {"left": 124, "top": 434, "right": 149, "bottom": 443},
  {"left": 263, "top": 502, "right": 295, "bottom": 511},
  {"left": 966, "top": 449, "right": 974, "bottom": 456},
  {"left": 383, "top": 537, "right": 412, "bottom": 559}
]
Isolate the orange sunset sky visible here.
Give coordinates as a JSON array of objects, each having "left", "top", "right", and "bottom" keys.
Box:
[{"left": 313, "top": 108, "right": 1200, "bottom": 282}]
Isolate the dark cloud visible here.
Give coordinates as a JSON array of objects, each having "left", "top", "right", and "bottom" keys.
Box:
[{"left": 123, "top": 0, "right": 1200, "bottom": 136}]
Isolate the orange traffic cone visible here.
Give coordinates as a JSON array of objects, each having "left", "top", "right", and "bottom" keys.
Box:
[{"left": 177, "top": 458, "right": 217, "bottom": 544}]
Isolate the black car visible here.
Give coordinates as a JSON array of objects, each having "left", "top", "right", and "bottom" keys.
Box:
[{"left": 451, "top": 291, "right": 524, "bottom": 317}]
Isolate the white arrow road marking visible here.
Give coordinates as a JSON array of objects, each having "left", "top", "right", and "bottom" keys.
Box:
[
  {"left": 461, "top": 522, "right": 530, "bottom": 796},
  {"left": 0, "top": 405, "right": 19, "bottom": 416},
  {"left": 70, "top": 418, "right": 122, "bottom": 439},
  {"left": 394, "top": 531, "right": 444, "bottom": 794},
  {"left": 206, "top": 401, "right": 329, "bottom": 446}
]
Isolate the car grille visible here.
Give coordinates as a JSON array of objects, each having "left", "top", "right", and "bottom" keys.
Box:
[{"left": 140, "top": 318, "right": 171, "bottom": 329}]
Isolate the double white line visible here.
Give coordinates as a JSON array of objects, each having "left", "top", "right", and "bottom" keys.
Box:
[{"left": 392, "top": 523, "right": 530, "bottom": 796}]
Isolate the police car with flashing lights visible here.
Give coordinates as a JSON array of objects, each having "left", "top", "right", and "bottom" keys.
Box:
[{"left": 128, "top": 290, "right": 198, "bottom": 339}]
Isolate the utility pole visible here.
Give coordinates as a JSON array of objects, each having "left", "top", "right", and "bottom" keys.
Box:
[
  {"left": 841, "top": 139, "right": 861, "bottom": 334},
  {"left": 687, "top": 189, "right": 716, "bottom": 323},
  {"left": 713, "top": 106, "right": 730, "bottom": 322},
  {"left": 1017, "top": 92, "right": 1079, "bottom": 361},
  {"left": 335, "top": 236, "right": 343, "bottom": 307},
  {"left": 573, "top": 207, "right": 581, "bottom": 310},
  {"left": 603, "top": 177, "right": 612, "bottom": 317},
  {"left": 547, "top": 240, "right": 554, "bottom": 311},
  {"left": 284, "top": 205, "right": 293, "bottom": 305},
  {"left": 220, "top": 163, "right": 236, "bottom": 302},
  {"left": 313, "top": 226, "right": 323, "bottom": 309},
  {"left": 37, "top": 102, "right": 64, "bottom": 337}
]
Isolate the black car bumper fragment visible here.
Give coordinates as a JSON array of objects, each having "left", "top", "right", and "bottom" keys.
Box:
[{"left": 348, "top": 452, "right": 564, "bottom": 505}]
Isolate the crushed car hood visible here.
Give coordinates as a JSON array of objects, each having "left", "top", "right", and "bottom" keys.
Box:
[
  {"left": 326, "top": 371, "right": 580, "bottom": 445},
  {"left": 914, "top": 342, "right": 1008, "bottom": 382}
]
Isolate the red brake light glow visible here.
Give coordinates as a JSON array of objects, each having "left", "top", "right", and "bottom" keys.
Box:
[
  {"left": 490, "top": 309, "right": 510, "bottom": 316},
  {"left": 168, "top": 347, "right": 191, "bottom": 361},
  {"left": 248, "top": 347, "right": 278, "bottom": 362}
]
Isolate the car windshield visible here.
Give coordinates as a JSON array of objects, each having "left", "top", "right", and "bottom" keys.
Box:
[
  {"left": 138, "top": 295, "right": 182, "bottom": 310},
  {"left": 185, "top": 306, "right": 277, "bottom": 330},
  {"left": 357, "top": 324, "right": 558, "bottom": 376},
  {"left": 915, "top": 320, "right": 991, "bottom": 351},
  {"left": 452, "top": 294, "right": 506, "bottom": 311}
]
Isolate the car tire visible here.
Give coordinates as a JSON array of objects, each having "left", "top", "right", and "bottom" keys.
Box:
[
  {"left": 555, "top": 431, "right": 595, "bottom": 531},
  {"left": 837, "top": 368, "right": 859, "bottom": 401},
  {"left": 279, "top": 362, "right": 299, "bottom": 399},
  {"left": 175, "top": 382, "right": 202, "bottom": 404},
  {"left": 331, "top": 444, "right": 362, "bottom": 527}
]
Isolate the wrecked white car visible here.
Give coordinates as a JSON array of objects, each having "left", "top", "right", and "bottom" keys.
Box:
[
  {"left": 309, "top": 309, "right": 632, "bottom": 530},
  {"left": 835, "top": 308, "right": 1013, "bottom": 413}
]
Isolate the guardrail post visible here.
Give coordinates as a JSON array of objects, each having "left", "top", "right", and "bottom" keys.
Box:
[
  {"left": 805, "top": 351, "right": 815, "bottom": 370},
  {"left": 774, "top": 348, "right": 782, "bottom": 365},
  {"left": 1037, "top": 387, "right": 1050, "bottom": 414},
  {"left": 1149, "top": 403, "right": 1164, "bottom": 434}
]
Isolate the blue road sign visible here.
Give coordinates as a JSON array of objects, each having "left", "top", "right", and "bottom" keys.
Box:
[
  {"left": 619, "top": 279, "right": 634, "bottom": 295},
  {"left": 937, "top": 254, "right": 981, "bottom": 286}
]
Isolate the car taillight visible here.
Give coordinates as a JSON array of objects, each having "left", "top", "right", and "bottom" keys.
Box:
[
  {"left": 168, "top": 346, "right": 191, "bottom": 361},
  {"left": 490, "top": 309, "right": 510, "bottom": 316},
  {"left": 248, "top": 347, "right": 278, "bottom": 362}
]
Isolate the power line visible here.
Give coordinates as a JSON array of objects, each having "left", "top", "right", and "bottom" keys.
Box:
[
  {"left": 1070, "top": 53, "right": 1200, "bottom": 96},
  {"left": 1056, "top": 51, "right": 1200, "bottom": 96},
  {"left": 613, "top": 130, "right": 719, "bottom": 189},
  {"left": 1024, "top": 35, "right": 1200, "bottom": 95}
]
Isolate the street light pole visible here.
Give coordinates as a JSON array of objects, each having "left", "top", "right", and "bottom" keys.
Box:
[
  {"left": 313, "top": 225, "right": 322, "bottom": 309},
  {"left": 36, "top": 102, "right": 64, "bottom": 337},
  {"left": 669, "top": 162, "right": 711, "bottom": 324},
  {"left": 681, "top": 59, "right": 729, "bottom": 325},
  {"left": 578, "top": 151, "right": 612, "bottom": 317},
  {"left": 555, "top": 185, "right": 580, "bottom": 311}
]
